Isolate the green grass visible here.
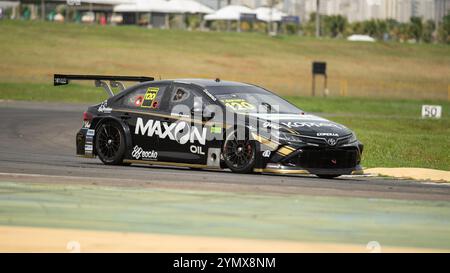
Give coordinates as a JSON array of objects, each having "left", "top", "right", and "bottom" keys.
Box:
[
  {"left": 0, "top": 82, "right": 109, "bottom": 103},
  {"left": 0, "top": 20, "right": 449, "bottom": 99},
  {"left": 335, "top": 117, "right": 448, "bottom": 170},
  {"left": 1, "top": 181, "right": 450, "bottom": 249}
]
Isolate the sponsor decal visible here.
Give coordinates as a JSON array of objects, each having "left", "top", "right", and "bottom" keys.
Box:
[
  {"left": 190, "top": 145, "right": 205, "bottom": 155},
  {"left": 317, "top": 132, "right": 339, "bottom": 137},
  {"left": 221, "top": 98, "right": 255, "bottom": 111},
  {"left": 84, "top": 130, "right": 95, "bottom": 156},
  {"left": 210, "top": 126, "right": 222, "bottom": 134},
  {"left": 141, "top": 87, "right": 159, "bottom": 108},
  {"left": 202, "top": 89, "right": 217, "bottom": 101},
  {"left": 134, "top": 95, "right": 144, "bottom": 107},
  {"left": 131, "top": 145, "right": 158, "bottom": 160},
  {"left": 326, "top": 138, "right": 337, "bottom": 146},
  {"left": 262, "top": 121, "right": 281, "bottom": 129},
  {"left": 281, "top": 121, "right": 342, "bottom": 129},
  {"left": 262, "top": 150, "right": 271, "bottom": 158},
  {"left": 54, "top": 77, "right": 68, "bottom": 85},
  {"left": 135, "top": 117, "right": 207, "bottom": 145},
  {"left": 249, "top": 113, "right": 325, "bottom": 121},
  {"left": 98, "top": 100, "right": 112, "bottom": 113},
  {"left": 171, "top": 112, "right": 190, "bottom": 118},
  {"left": 83, "top": 121, "right": 91, "bottom": 128}
]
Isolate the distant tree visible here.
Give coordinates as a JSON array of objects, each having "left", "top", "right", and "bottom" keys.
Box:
[
  {"left": 298, "top": 11, "right": 448, "bottom": 44},
  {"left": 379, "top": 20, "right": 389, "bottom": 38},
  {"left": 185, "top": 15, "right": 201, "bottom": 30},
  {"left": 350, "top": 21, "right": 364, "bottom": 34},
  {"left": 437, "top": 14, "right": 450, "bottom": 44},
  {"left": 409, "top": 16, "right": 423, "bottom": 42},
  {"left": 386, "top": 19, "right": 400, "bottom": 40},
  {"left": 422, "top": 20, "right": 435, "bottom": 43},
  {"left": 386, "top": 19, "right": 399, "bottom": 30},
  {"left": 323, "top": 15, "right": 347, "bottom": 37},
  {"left": 362, "top": 20, "right": 377, "bottom": 37},
  {"left": 302, "top": 12, "right": 319, "bottom": 36},
  {"left": 399, "top": 23, "right": 413, "bottom": 41}
]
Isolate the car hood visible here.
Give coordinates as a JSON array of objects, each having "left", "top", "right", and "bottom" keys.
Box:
[{"left": 246, "top": 113, "right": 353, "bottom": 138}]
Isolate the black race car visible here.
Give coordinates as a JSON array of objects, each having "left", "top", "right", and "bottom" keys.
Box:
[{"left": 54, "top": 74, "right": 363, "bottom": 178}]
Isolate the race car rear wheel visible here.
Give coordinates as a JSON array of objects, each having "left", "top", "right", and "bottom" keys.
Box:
[
  {"left": 223, "top": 130, "right": 256, "bottom": 174},
  {"left": 95, "top": 121, "right": 126, "bottom": 165}
]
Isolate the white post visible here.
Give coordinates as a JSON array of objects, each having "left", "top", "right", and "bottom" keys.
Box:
[
  {"left": 269, "top": 0, "right": 273, "bottom": 35},
  {"left": 41, "top": 0, "right": 45, "bottom": 20},
  {"left": 315, "top": 0, "right": 320, "bottom": 37},
  {"left": 165, "top": 13, "right": 169, "bottom": 29}
]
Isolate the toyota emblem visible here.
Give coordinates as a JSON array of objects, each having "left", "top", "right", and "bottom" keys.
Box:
[{"left": 327, "top": 138, "right": 337, "bottom": 146}]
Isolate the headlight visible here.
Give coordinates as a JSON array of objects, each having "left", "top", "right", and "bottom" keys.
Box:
[
  {"left": 348, "top": 132, "right": 357, "bottom": 143},
  {"left": 272, "top": 131, "right": 303, "bottom": 143}
]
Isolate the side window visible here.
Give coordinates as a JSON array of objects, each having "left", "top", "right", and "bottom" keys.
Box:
[
  {"left": 121, "top": 83, "right": 168, "bottom": 110},
  {"left": 170, "top": 84, "right": 208, "bottom": 111},
  {"left": 171, "top": 87, "right": 191, "bottom": 104}
]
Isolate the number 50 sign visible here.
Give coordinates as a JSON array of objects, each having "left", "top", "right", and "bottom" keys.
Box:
[{"left": 421, "top": 105, "right": 442, "bottom": 119}]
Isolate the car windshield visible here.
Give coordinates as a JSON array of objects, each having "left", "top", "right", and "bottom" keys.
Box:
[{"left": 208, "top": 85, "right": 303, "bottom": 114}]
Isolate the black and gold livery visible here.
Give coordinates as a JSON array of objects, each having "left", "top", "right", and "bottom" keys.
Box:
[{"left": 56, "top": 75, "right": 364, "bottom": 179}]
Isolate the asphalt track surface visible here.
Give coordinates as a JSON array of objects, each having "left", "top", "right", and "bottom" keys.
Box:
[{"left": 1, "top": 100, "right": 449, "bottom": 201}]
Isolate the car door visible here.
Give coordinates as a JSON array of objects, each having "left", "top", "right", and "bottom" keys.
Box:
[
  {"left": 115, "top": 81, "right": 172, "bottom": 162},
  {"left": 160, "top": 83, "right": 212, "bottom": 165}
]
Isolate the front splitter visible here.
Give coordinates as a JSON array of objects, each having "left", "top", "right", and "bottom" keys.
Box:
[{"left": 254, "top": 164, "right": 364, "bottom": 176}]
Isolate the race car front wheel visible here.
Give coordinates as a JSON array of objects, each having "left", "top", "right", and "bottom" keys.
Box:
[
  {"left": 223, "top": 130, "right": 256, "bottom": 174},
  {"left": 95, "top": 121, "right": 126, "bottom": 165}
]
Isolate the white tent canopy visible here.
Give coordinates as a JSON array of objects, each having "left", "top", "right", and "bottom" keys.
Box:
[
  {"left": 80, "top": 0, "right": 135, "bottom": 4},
  {"left": 170, "top": 0, "right": 213, "bottom": 14},
  {"left": 255, "top": 7, "right": 287, "bottom": 22},
  {"left": 51, "top": 0, "right": 135, "bottom": 4},
  {"left": 0, "top": 1, "right": 20, "bottom": 9},
  {"left": 1, "top": 0, "right": 133, "bottom": 5},
  {"left": 114, "top": 0, "right": 213, "bottom": 14},
  {"left": 204, "top": 5, "right": 255, "bottom": 21},
  {"left": 347, "top": 34, "right": 376, "bottom": 42},
  {"left": 114, "top": 0, "right": 177, "bottom": 13}
]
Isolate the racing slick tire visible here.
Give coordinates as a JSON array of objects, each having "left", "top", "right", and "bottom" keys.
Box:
[
  {"left": 95, "top": 121, "right": 126, "bottom": 165},
  {"left": 223, "top": 130, "right": 256, "bottom": 174},
  {"left": 317, "top": 174, "right": 341, "bottom": 179}
]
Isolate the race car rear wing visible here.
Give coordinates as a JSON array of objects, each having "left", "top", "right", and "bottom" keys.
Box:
[{"left": 53, "top": 74, "right": 154, "bottom": 97}]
